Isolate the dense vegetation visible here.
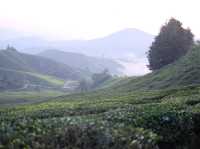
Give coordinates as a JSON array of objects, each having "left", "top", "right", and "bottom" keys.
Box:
[
  {"left": 0, "top": 90, "right": 67, "bottom": 106},
  {"left": 1, "top": 84, "right": 200, "bottom": 148},
  {"left": 1, "top": 46, "right": 200, "bottom": 148},
  {"left": 78, "top": 69, "right": 112, "bottom": 92},
  {"left": 148, "top": 18, "right": 194, "bottom": 70}
]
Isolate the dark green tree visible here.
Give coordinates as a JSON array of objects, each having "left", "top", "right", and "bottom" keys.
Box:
[{"left": 148, "top": 18, "right": 194, "bottom": 70}]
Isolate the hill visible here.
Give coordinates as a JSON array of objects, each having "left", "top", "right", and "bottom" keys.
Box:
[
  {"left": 2, "top": 46, "right": 200, "bottom": 148},
  {"left": 0, "top": 28, "right": 154, "bottom": 59},
  {"left": 103, "top": 45, "right": 200, "bottom": 91},
  {"left": 0, "top": 28, "right": 154, "bottom": 76},
  {"left": 38, "top": 49, "right": 124, "bottom": 75},
  {"left": 0, "top": 48, "right": 86, "bottom": 90},
  {"left": 81, "top": 28, "right": 154, "bottom": 58},
  {"left": 0, "top": 67, "right": 65, "bottom": 90}
]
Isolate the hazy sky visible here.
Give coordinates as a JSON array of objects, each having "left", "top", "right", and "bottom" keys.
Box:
[{"left": 0, "top": 0, "right": 200, "bottom": 40}]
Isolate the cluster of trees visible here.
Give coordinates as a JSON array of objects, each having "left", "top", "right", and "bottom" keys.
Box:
[
  {"left": 148, "top": 18, "right": 194, "bottom": 70},
  {"left": 78, "top": 69, "right": 112, "bottom": 92},
  {"left": 91, "top": 69, "right": 111, "bottom": 87}
]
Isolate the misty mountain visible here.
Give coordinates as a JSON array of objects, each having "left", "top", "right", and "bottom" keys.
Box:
[
  {"left": 38, "top": 49, "right": 124, "bottom": 75},
  {"left": 80, "top": 28, "right": 154, "bottom": 58},
  {"left": 0, "top": 28, "right": 154, "bottom": 59}
]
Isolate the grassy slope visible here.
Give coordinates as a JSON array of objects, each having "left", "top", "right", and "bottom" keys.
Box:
[
  {"left": 2, "top": 47, "right": 200, "bottom": 148},
  {"left": 0, "top": 90, "right": 67, "bottom": 106},
  {"left": 25, "top": 72, "right": 65, "bottom": 86},
  {"left": 0, "top": 49, "right": 82, "bottom": 90},
  {"left": 0, "top": 49, "right": 82, "bottom": 80},
  {"left": 1, "top": 85, "right": 200, "bottom": 148},
  {"left": 104, "top": 46, "right": 200, "bottom": 92},
  {"left": 0, "top": 67, "right": 65, "bottom": 89}
]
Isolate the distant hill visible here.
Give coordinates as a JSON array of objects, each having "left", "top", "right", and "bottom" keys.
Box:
[
  {"left": 38, "top": 49, "right": 124, "bottom": 75},
  {"left": 79, "top": 28, "right": 154, "bottom": 58},
  {"left": 0, "top": 28, "right": 154, "bottom": 59},
  {"left": 104, "top": 46, "right": 200, "bottom": 91},
  {"left": 0, "top": 48, "right": 85, "bottom": 90}
]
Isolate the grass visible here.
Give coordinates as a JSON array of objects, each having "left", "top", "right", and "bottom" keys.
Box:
[
  {"left": 0, "top": 67, "right": 65, "bottom": 88},
  {"left": 1, "top": 47, "right": 200, "bottom": 148},
  {"left": 104, "top": 46, "right": 200, "bottom": 91},
  {"left": 1, "top": 85, "right": 200, "bottom": 148},
  {"left": 25, "top": 72, "right": 65, "bottom": 86},
  {"left": 0, "top": 90, "right": 67, "bottom": 107}
]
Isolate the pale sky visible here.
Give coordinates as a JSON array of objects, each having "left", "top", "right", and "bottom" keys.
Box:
[{"left": 0, "top": 0, "right": 200, "bottom": 40}]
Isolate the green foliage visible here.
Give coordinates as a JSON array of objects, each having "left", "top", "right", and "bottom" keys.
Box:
[
  {"left": 0, "top": 90, "right": 66, "bottom": 106},
  {"left": 148, "top": 18, "right": 194, "bottom": 70},
  {"left": 25, "top": 72, "right": 65, "bottom": 86},
  {"left": 0, "top": 68, "right": 65, "bottom": 90},
  {"left": 77, "top": 69, "right": 112, "bottom": 92},
  {"left": 2, "top": 42, "right": 200, "bottom": 148},
  {"left": 1, "top": 85, "right": 200, "bottom": 148}
]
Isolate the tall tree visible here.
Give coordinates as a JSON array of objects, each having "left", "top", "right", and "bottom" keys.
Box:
[{"left": 148, "top": 18, "right": 194, "bottom": 70}]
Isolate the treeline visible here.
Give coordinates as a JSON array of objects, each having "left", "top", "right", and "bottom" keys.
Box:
[{"left": 78, "top": 69, "right": 112, "bottom": 92}]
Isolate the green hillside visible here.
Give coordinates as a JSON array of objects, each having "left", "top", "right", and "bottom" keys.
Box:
[
  {"left": 2, "top": 46, "right": 200, "bottom": 149},
  {"left": 25, "top": 72, "right": 65, "bottom": 86},
  {"left": 105, "top": 46, "right": 200, "bottom": 92},
  {"left": 0, "top": 48, "right": 82, "bottom": 80},
  {"left": 0, "top": 90, "right": 66, "bottom": 106},
  {"left": 0, "top": 67, "right": 65, "bottom": 90},
  {"left": 0, "top": 48, "right": 86, "bottom": 90},
  {"left": 1, "top": 82, "right": 200, "bottom": 148}
]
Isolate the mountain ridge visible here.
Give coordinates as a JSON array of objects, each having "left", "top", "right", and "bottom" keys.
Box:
[
  {"left": 0, "top": 28, "right": 154, "bottom": 59},
  {"left": 38, "top": 49, "right": 124, "bottom": 75}
]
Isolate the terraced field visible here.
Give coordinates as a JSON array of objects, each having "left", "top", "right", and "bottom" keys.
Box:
[
  {"left": 1, "top": 85, "right": 200, "bottom": 149},
  {"left": 0, "top": 90, "right": 67, "bottom": 106},
  {"left": 1, "top": 47, "right": 200, "bottom": 149}
]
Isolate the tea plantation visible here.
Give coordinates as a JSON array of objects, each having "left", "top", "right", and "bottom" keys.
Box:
[{"left": 1, "top": 47, "right": 200, "bottom": 149}]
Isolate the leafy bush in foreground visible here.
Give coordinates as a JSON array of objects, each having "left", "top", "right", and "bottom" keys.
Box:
[
  {"left": 0, "top": 119, "right": 158, "bottom": 149},
  {"left": 1, "top": 86, "right": 200, "bottom": 148}
]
